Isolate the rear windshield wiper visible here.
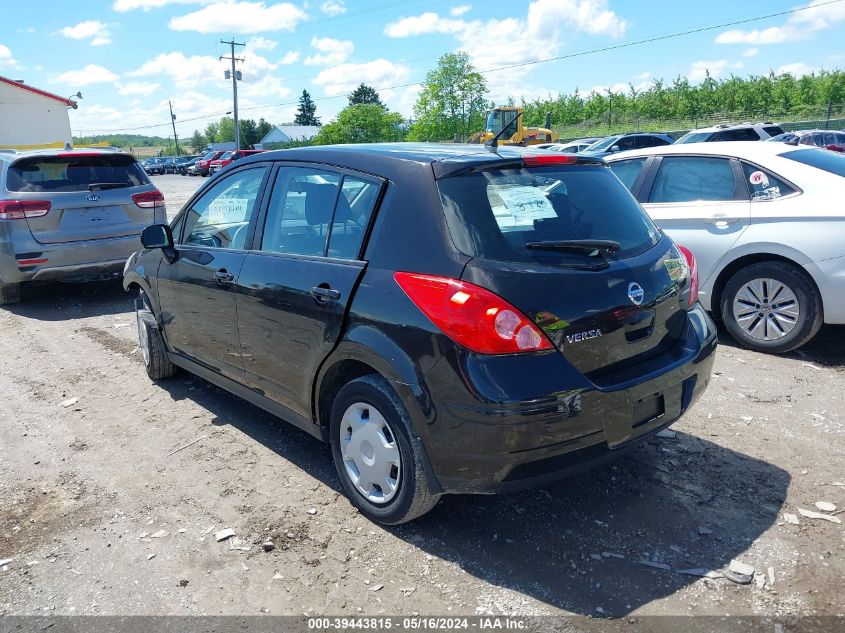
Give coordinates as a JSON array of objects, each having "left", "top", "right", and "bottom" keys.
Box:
[
  {"left": 524, "top": 239, "right": 621, "bottom": 256},
  {"left": 88, "top": 182, "right": 127, "bottom": 191}
]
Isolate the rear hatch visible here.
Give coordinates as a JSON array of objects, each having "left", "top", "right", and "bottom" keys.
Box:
[
  {"left": 6, "top": 153, "right": 159, "bottom": 244},
  {"left": 437, "top": 157, "right": 692, "bottom": 380}
]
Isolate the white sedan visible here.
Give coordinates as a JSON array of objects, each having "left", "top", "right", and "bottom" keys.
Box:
[{"left": 606, "top": 141, "right": 845, "bottom": 353}]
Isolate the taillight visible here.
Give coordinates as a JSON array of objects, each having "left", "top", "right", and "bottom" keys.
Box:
[
  {"left": 132, "top": 190, "right": 164, "bottom": 208},
  {"left": 523, "top": 154, "right": 578, "bottom": 166},
  {"left": 677, "top": 245, "right": 699, "bottom": 307},
  {"left": 0, "top": 200, "right": 51, "bottom": 220},
  {"left": 394, "top": 272, "right": 553, "bottom": 354}
]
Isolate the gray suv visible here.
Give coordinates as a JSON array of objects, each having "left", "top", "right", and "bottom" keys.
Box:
[{"left": 0, "top": 149, "right": 165, "bottom": 305}]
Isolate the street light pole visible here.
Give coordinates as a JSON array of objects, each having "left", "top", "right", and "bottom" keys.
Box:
[{"left": 220, "top": 39, "right": 245, "bottom": 150}]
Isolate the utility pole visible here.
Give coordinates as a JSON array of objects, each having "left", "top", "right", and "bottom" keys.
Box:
[
  {"left": 220, "top": 38, "right": 245, "bottom": 150},
  {"left": 606, "top": 89, "right": 614, "bottom": 131},
  {"left": 168, "top": 100, "right": 180, "bottom": 155}
]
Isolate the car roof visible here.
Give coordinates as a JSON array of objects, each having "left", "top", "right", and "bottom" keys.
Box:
[
  {"left": 0, "top": 147, "right": 132, "bottom": 164},
  {"left": 686, "top": 122, "right": 777, "bottom": 133},
  {"left": 235, "top": 142, "right": 606, "bottom": 179},
  {"left": 606, "top": 140, "right": 812, "bottom": 161}
]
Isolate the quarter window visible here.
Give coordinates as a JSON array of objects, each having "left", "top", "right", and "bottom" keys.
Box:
[
  {"left": 182, "top": 167, "right": 266, "bottom": 249},
  {"left": 740, "top": 163, "right": 796, "bottom": 201},
  {"left": 650, "top": 156, "right": 739, "bottom": 203},
  {"left": 609, "top": 158, "right": 647, "bottom": 191}
]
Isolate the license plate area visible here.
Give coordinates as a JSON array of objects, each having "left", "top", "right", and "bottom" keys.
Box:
[{"left": 603, "top": 388, "right": 673, "bottom": 449}]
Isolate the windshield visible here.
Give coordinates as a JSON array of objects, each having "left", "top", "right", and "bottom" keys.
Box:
[
  {"left": 583, "top": 136, "right": 620, "bottom": 152},
  {"left": 767, "top": 133, "right": 797, "bottom": 143},
  {"left": 219, "top": 152, "right": 233, "bottom": 160},
  {"left": 437, "top": 165, "right": 660, "bottom": 265},
  {"left": 675, "top": 132, "right": 713, "bottom": 144},
  {"left": 7, "top": 154, "right": 149, "bottom": 192},
  {"left": 485, "top": 109, "right": 519, "bottom": 136}
]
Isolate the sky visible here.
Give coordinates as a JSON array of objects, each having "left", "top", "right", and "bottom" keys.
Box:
[{"left": 2, "top": 0, "right": 845, "bottom": 139}]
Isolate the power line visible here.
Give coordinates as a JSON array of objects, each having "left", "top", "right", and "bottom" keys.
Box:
[{"left": 73, "top": 0, "right": 845, "bottom": 134}]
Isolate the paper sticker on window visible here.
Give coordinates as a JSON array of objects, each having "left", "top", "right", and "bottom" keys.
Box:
[
  {"left": 749, "top": 170, "right": 769, "bottom": 187},
  {"left": 489, "top": 185, "right": 557, "bottom": 229},
  {"left": 751, "top": 186, "right": 781, "bottom": 201},
  {"left": 207, "top": 197, "right": 249, "bottom": 224}
]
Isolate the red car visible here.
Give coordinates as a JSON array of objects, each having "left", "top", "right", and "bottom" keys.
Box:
[
  {"left": 193, "top": 151, "right": 225, "bottom": 177},
  {"left": 208, "top": 149, "right": 265, "bottom": 175}
]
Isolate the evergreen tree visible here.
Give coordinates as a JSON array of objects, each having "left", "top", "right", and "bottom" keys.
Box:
[
  {"left": 294, "top": 90, "right": 321, "bottom": 126},
  {"left": 348, "top": 83, "right": 384, "bottom": 108}
]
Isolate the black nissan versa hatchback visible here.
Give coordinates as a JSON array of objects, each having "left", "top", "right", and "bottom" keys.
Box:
[{"left": 123, "top": 143, "right": 717, "bottom": 524}]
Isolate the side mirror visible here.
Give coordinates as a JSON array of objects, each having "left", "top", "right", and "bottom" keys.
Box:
[
  {"left": 141, "top": 224, "right": 174, "bottom": 250},
  {"left": 610, "top": 145, "right": 621, "bottom": 153}
]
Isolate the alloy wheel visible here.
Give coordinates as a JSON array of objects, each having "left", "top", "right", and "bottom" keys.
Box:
[{"left": 732, "top": 277, "right": 799, "bottom": 341}]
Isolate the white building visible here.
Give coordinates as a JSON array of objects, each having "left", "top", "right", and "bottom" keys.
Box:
[
  {"left": 0, "top": 76, "right": 76, "bottom": 149},
  {"left": 257, "top": 125, "right": 321, "bottom": 148}
]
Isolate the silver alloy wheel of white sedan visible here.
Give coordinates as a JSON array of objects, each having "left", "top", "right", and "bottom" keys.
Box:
[
  {"left": 340, "top": 402, "right": 401, "bottom": 504},
  {"left": 732, "top": 277, "right": 800, "bottom": 341}
]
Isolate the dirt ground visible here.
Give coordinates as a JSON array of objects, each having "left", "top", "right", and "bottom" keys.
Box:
[{"left": 1, "top": 175, "right": 843, "bottom": 618}]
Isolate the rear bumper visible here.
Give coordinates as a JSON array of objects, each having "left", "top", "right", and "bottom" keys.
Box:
[
  {"left": 0, "top": 233, "right": 141, "bottom": 284},
  {"left": 404, "top": 305, "right": 717, "bottom": 494}
]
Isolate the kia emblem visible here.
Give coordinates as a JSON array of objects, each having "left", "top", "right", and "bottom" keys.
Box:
[
  {"left": 628, "top": 282, "right": 645, "bottom": 306},
  {"left": 86, "top": 194, "right": 100, "bottom": 202}
]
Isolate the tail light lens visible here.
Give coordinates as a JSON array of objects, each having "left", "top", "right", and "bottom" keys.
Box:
[
  {"left": 677, "top": 245, "right": 699, "bottom": 307},
  {"left": 394, "top": 272, "right": 553, "bottom": 354},
  {"left": 132, "top": 190, "right": 165, "bottom": 208},
  {"left": 0, "top": 200, "right": 51, "bottom": 220},
  {"left": 523, "top": 154, "right": 578, "bottom": 166}
]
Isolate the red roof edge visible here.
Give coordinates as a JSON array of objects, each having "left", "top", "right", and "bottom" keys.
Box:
[{"left": 0, "top": 75, "right": 75, "bottom": 106}]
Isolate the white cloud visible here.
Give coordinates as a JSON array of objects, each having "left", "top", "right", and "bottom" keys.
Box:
[
  {"left": 776, "top": 62, "right": 816, "bottom": 77},
  {"left": 117, "top": 81, "right": 161, "bottom": 96},
  {"left": 247, "top": 36, "right": 277, "bottom": 51},
  {"left": 130, "top": 52, "right": 221, "bottom": 89},
  {"left": 169, "top": 1, "right": 308, "bottom": 34},
  {"left": 54, "top": 64, "right": 119, "bottom": 87},
  {"left": 527, "top": 0, "right": 627, "bottom": 39},
  {"left": 451, "top": 5, "right": 471, "bottom": 17},
  {"left": 716, "top": 0, "right": 845, "bottom": 45},
  {"left": 320, "top": 0, "right": 346, "bottom": 16},
  {"left": 59, "top": 20, "right": 112, "bottom": 46},
  {"left": 589, "top": 82, "right": 629, "bottom": 95},
  {"left": 280, "top": 51, "right": 300, "bottom": 65},
  {"left": 688, "top": 59, "right": 743, "bottom": 82},
  {"left": 113, "top": 0, "right": 208, "bottom": 11},
  {"left": 742, "top": 47, "right": 759, "bottom": 58},
  {"left": 304, "top": 36, "right": 354, "bottom": 66},
  {"left": 384, "top": 12, "right": 467, "bottom": 37},
  {"left": 312, "top": 59, "right": 410, "bottom": 96},
  {"left": 0, "top": 44, "right": 18, "bottom": 69}
]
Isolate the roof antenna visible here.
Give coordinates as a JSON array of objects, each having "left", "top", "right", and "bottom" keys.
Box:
[{"left": 485, "top": 110, "right": 522, "bottom": 153}]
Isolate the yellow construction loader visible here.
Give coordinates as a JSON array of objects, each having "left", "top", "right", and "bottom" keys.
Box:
[{"left": 468, "top": 107, "right": 558, "bottom": 146}]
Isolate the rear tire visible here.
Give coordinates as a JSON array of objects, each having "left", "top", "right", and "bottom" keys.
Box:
[
  {"left": 137, "top": 291, "right": 176, "bottom": 380},
  {"left": 0, "top": 282, "right": 21, "bottom": 306},
  {"left": 720, "top": 261, "right": 822, "bottom": 354},
  {"left": 330, "top": 375, "right": 440, "bottom": 525}
]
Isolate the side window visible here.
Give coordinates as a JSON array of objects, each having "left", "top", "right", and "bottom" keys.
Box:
[
  {"left": 328, "top": 176, "right": 381, "bottom": 259},
  {"left": 651, "top": 136, "right": 672, "bottom": 147},
  {"left": 650, "top": 156, "right": 739, "bottom": 203},
  {"left": 609, "top": 158, "right": 647, "bottom": 191},
  {"left": 718, "top": 128, "right": 760, "bottom": 142},
  {"left": 741, "top": 163, "right": 796, "bottom": 201},
  {"left": 260, "top": 167, "right": 341, "bottom": 257},
  {"left": 764, "top": 126, "right": 784, "bottom": 137},
  {"left": 182, "top": 167, "right": 266, "bottom": 249},
  {"left": 616, "top": 137, "right": 637, "bottom": 151}
]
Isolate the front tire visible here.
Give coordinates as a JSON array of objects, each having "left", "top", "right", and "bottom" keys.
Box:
[
  {"left": 137, "top": 291, "right": 176, "bottom": 380},
  {"left": 0, "top": 282, "right": 21, "bottom": 306},
  {"left": 330, "top": 375, "right": 440, "bottom": 525},
  {"left": 721, "top": 261, "right": 822, "bottom": 354}
]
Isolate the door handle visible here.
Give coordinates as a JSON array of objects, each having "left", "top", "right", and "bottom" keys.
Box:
[
  {"left": 311, "top": 285, "right": 341, "bottom": 302},
  {"left": 214, "top": 270, "right": 235, "bottom": 285},
  {"left": 705, "top": 215, "right": 739, "bottom": 227}
]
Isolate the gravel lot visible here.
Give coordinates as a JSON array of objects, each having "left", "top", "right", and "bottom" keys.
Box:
[{"left": 0, "top": 174, "right": 843, "bottom": 618}]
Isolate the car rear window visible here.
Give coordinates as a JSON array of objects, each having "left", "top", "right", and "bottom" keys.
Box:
[
  {"left": 782, "top": 147, "right": 845, "bottom": 177},
  {"left": 6, "top": 154, "right": 149, "bottom": 193},
  {"left": 437, "top": 164, "right": 660, "bottom": 264}
]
